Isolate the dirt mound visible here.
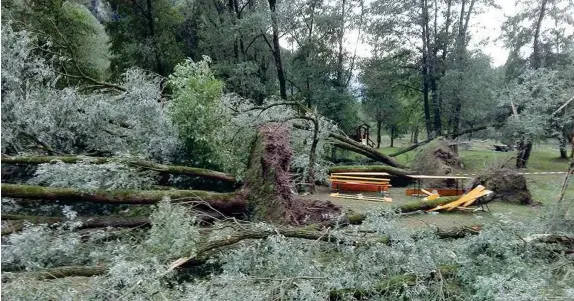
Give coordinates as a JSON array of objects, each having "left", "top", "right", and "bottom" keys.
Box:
[
  {"left": 240, "top": 123, "right": 342, "bottom": 225},
  {"left": 412, "top": 138, "right": 462, "bottom": 176},
  {"left": 469, "top": 168, "right": 532, "bottom": 205}
]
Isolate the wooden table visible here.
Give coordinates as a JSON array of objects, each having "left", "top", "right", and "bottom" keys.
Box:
[{"left": 406, "top": 175, "right": 471, "bottom": 197}]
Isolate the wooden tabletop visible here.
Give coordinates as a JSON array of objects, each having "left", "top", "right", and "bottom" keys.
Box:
[{"left": 407, "top": 175, "right": 471, "bottom": 179}]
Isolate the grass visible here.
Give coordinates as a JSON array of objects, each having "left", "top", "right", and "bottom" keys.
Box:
[{"left": 323, "top": 137, "right": 573, "bottom": 230}]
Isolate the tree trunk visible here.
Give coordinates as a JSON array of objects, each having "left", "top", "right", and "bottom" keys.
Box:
[
  {"left": 335, "top": 0, "right": 347, "bottom": 86},
  {"left": 1, "top": 183, "right": 241, "bottom": 212},
  {"left": 1, "top": 214, "right": 150, "bottom": 236},
  {"left": 377, "top": 120, "right": 382, "bottom": 149},
  {"left": 328, "top": 165, "right": 412, "bottom": 178},
  {"left": 307, "top": 118, "right": 320, "bottom": 193},
  {"left": 329, "top": 132, "right": 407, "bottom": 168},
  {"left": 413, "top": 124, "right": 419, "bottom": 144},
  {"left": 531, "top": 0, "right": 548, "bottom": 69},
  {"left": 1, "top": 156, "right": 237, "bottom": 183},
  {"left": 1, "top": 266, "right": 108, "bottom": 282},
  {"left": 390, "top": 125, "right": 395, "bottom": 147},
  {"left": 516, "top": 138, "right": 533, "bottom": 169},
  {"left": 145, "top": 0, "right": 165, "bottom": 75},
  {"left": 268, "top": 0, "right": 287, "bottom": 99},
  {"left": 421, "top": 4, "right": 432, "bottom": 138},
  {"left": 560, "top": 136, "right": 568, "bottom": 159}
]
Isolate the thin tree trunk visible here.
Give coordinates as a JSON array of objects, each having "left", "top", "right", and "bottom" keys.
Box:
[
  {"left": 531, "top": 0, "right": 548, "bottom": 69},
  {"left": 268, "top": 0, "right": 287, "bottom": 99},
  {"left": 390, "top": 125, "right": 395, "bottom": 147},
  {"left": 1, "top": 214, "right": 150, "bottom": 236},
  {"left": 515, "top": 0, "right": 547, "bottom": 168},
  {"left": 307, "top": 118, "right": 320, "bottom": 193},
  {"left": 145, "top": 0, "right": 165, "bottom": 75},
  {"left": 559, "top": 128, "right": 568, "bottom": 159},
  {"left": 421, "top": 0, "right": 432, "bottom": 138},
  {"left": 377, "top": 120, "right": 382, "bottom": 148},
  {"left": 329, "top": 132, "right": 407, "bottom": 168},
  {"left": 328, "top": 165, "right": 412, "bottom": 178}
]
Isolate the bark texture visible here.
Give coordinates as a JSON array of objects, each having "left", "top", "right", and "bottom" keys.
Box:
[
  {"left": 328, "top": 165, "right": 412, "bottom": 177},
  {"left": 1, "top": 214, "right": 150, "bottom": 236},
  {"left": 1, "top": 184, "right": 242, "bottom": 213},
  {"left": 1, "top": 156, "right": 236, "bottom": 182}
]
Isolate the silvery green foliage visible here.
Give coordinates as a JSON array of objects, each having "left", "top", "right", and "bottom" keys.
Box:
[
  {"left": 2, "top": 222, "right": 110, "bottom": 270},
  {"left": 219, "top": 94, "right": 339, "bottom": 182},
  {"left": 28, "top": 160, "right": 156, "bottom": 190},
  {"left": 2, "top": 204, "right": 572, "bottom": 300},
  {"left": 145, "top": 199, "right": 201, "bottom": 258},
  {"left": 1, "top": 25, "right": 181, "bottom": 162},
  {"left": 500, "top": 68, "right": 571, "bottom": 140}
]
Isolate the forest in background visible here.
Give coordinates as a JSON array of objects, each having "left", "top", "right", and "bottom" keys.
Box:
[{"left": 1, "top": 0, "right": 574, "bottom": 300}]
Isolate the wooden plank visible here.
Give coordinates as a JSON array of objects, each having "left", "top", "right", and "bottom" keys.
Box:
[
  {"left": 407, "top": 175, "right": 471, "bottom": 180},
  {"left": 420, "top": 189, "right": 434, "bottom": 196},
  {"left": 330, "top": 175, "right": 391, "bottom": 182},
  {"left": 332, "top": 182, "right": 391, "bottom": 192},
  {"left": 428, "top": 186, "right": 485, "bottom": 212},
  {"left": 442, "top": 186, "right": 485, "bottom": 210},
  {"left": 330, "top": 179, "right": 390, "bottom": 185},
  {"left": 461, "top": 190, "right": 493, "bottom": 207},
  {"left": 331, "top": 172, "right": 391, "bottom": 176}
]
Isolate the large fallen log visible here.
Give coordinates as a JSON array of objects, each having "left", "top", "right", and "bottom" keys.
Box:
[
  {"left": 329, "top": 132, "right": 407, "bottom": 169},
  {"left": 1, "top": 155, "right": 236, "bottom": 183},
  {"left": 1, "top": 184, "right": 242, "bottom": 213},
  {"left": 328, "top": 165, "right": 413, "bottom": 177},
  {"left": 385, "top": 124, "right": 502, "bottom": 158},
  {"left": 346, "top": 196, "right": 463, "bottom": 225},
  {"left": 1, "top": 266, "right": 108, "bottom": 282},
  {"left": 5, "top": 224, "right": 569, "bottom": 284},
  {"left": 388, "top": 138, "right": 433, "bottom": 157},
  {"left": 1, "top": 214, "right": 150, "bottom": 236}
]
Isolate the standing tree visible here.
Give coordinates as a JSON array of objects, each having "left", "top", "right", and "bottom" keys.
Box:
[{"left": 501, "top": 0, "right": 574, "bottom": 167}]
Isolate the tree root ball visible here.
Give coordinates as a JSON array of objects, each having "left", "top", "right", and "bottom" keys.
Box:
[
  {"left": 470, "top": 168, "right": 532, "bottom": 205},
  {"left": 412, "top": 138, "right": 462, "bottom": 175},
  {"left": 240, "top": 123, "right": 342, "bottom": 225}
]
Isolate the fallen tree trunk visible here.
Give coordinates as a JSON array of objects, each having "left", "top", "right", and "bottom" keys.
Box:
[
  {"left": 328, "top": 165, "right": 413, "bottom": 177},
  {"left": 1, "top": 214, "right": 150, "bottom": 236},
  {"left": 1, "top": 184, "right": 242, "bottom": 213},
  {"left": 329, "top": 133, "right": 407, "bottom": 169},
  {"left": 7, "top": 225, "right": 569, "bottom": 283},
  {"left": 1, "top": 155, "right": 236, "bottom": 183},
  {"left": 346, "top": 196, "right": 465, "bottom": 225},
  {"left": 1, "top": 266, "right": 108, "bottom": 282},
  {"left": 388, "top": 138, "right": 433, "bottom": 157},
  {"left": 385, "top": 124, "right": 502, "bottom": 158}
]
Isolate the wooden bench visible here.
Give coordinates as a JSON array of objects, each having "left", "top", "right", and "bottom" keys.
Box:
[
  {"left": 406, "top": 175, "right": 470, "bottom": 197},
  {"left": 329, "top": 173, "right": 391, "bottom": 194}
]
